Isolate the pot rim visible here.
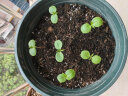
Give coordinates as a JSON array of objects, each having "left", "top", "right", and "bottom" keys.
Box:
[{"left": 15, "top": 0, "right": 128, "bottom": 96}]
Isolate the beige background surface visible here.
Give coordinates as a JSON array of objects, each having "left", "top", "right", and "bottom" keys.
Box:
[{"left": 101, "top": 0, "right": 128, "bottom": 96}]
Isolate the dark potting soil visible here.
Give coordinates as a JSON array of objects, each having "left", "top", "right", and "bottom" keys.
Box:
[{"left": 31, "top": 4, "right": 115, "bottom": 89}]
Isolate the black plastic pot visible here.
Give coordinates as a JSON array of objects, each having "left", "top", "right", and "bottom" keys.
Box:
[{"left": 15, "top": 0, "right": 128, "bottom": 96}]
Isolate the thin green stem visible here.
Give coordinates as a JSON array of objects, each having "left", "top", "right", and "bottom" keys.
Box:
[
  {"left": 56, "top": 49, "right": 64, "bottom": 52},
  {"left": 53, "top": 12, "right": 57, "bottom": 15},
  {"left": 89, "top": 53, "right": 94, "bottom": 60}
]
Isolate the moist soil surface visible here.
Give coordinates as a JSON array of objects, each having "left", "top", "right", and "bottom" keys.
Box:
[{"left": 31, "top": 4, "right": 115, "bottom": 89}]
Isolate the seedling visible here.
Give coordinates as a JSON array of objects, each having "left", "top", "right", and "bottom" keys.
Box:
[
  {"left": 28, "top": 40, "right": 36, "bottom": 56},
  {"left": 54, "top": 40, "right": 64, "bottom": 62},
  {"left": 28, "top": 40, "right": 44, "bottom": 56},
  {"left": 57, "top": 69, "right": 76, "bottom": 83},
  {"left": 80, "top": 50, "right": 102, "bottom": 64},
  {"left": 49, "top": 6, "right": 58, "bottom": 24},
  {"left": 81, "top": 17, "right": 103, "bottom": 34}
]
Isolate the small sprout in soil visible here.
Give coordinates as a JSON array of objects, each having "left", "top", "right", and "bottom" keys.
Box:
[
  {"left": 54, "top": 40, "right": 64, "bottom": 62},
  {"left": 49, "top": 6, "right": 58, "bottom": 24},
  {"left": 91, "top": 17, "right": 103, "bottom": 28},
  {"left": 28, "top": 40, "right": 44, "bottom": 56},
  {"left": 65, "top": 69, "right": 76, "bottom": 80},
  {"left": 57, "top": 69, "right": 76, "bottom": 83},
  {"left": 57, "top": 73, "right": 67, "bottom": 83},
  {"left": 80, "top": 50, "right": 102, "bottom": 64},
  {"left": 81, "top": 17, "right": 103, "bottom": 33},
  {"left": 81, "top": 23, "right": 91, "bottom": 34},
  {"left": 49, "top": 6, "right": 57, "bottom": 15},
  {"left": 91, "top": 55, "right": 102, "bottom": 64},
  {"left": 80, "top": 50, "right": 90, "bottom": 59},
  {"left": 28, "top": 40, "right": 36, "bottom": 56}
]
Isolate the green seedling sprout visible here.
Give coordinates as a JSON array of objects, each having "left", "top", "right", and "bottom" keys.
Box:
[
  {"left": 80, "top": 50, "right": 102, "bottom": 64},
  {"left": 28, "top": 40, "right": 36, "bottom": 56},
  {"left": 49, "top": 6, "right": 58, "bottom": 24},
  {"left": 81, "top": 17, "right": 103, "bottom": 34},
  {"left": 54, "top": 40, "right": 64, "bottom": 62},
  {"left": 28, "top": 40, "right": 44, "bottom": 56},
  {"left": 57, "top": 69, "right": 76, "bottom": 83}
]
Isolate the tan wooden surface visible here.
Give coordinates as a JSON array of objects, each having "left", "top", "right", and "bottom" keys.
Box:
[
  {"left": 101, "top": 0, "right": 128, "bottom": 96},
  {"left": 0, "top": 2, "right": 22, "bottom": 19},
  {"left": 4, "top": 83, "right": 29, "bottom": 96}
]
